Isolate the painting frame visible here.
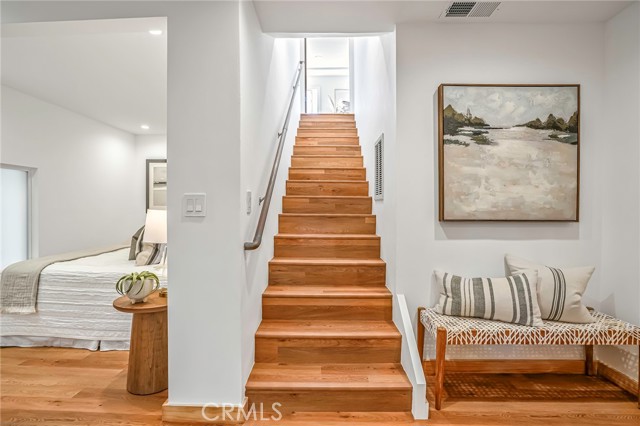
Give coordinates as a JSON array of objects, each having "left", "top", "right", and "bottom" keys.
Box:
[
  {"left": 146, "top": 159, "right": 167, "bottom": 211},
  {"left": 438, "top": 83, "right": 580, "bottom": 222}
]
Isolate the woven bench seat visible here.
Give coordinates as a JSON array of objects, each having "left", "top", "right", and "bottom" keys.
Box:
[
  {"left": 416, "top": 307, "right": 640, "bottom": 410},
  {"left": 420, "top": 308, "right": 640, "bottom": 346}
]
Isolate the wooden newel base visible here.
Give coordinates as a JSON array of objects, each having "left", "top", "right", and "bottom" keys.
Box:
[{"left": 127, "top": 310, "right": 168, "bottom": 395}]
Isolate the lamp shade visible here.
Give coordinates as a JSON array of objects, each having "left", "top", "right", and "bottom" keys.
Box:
[{"left": 144, "top": 209, "right": 167, "bottom": 244}]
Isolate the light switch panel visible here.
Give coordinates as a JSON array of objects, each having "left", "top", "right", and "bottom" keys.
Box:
[{"left": 183, "top": 193, "right": 206, "bottom": 217}]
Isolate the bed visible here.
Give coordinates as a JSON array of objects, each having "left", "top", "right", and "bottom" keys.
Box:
[{"left": 0, "top": 248, "right": 167, "bottom": 351}]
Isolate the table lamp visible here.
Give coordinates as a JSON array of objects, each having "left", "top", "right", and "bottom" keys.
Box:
[{"left": 144, "top": 209, "right": 167, "bottom": 274}]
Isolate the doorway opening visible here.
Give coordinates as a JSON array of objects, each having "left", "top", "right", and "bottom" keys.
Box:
[{"left": 305, "top": 37, "right": 352, "bottom": 114}]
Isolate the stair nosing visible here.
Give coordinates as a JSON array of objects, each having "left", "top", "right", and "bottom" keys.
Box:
[
  {"left": 284, "top": 195, "right": 371, "bottom": 199},
  {"left": 279, "top": 213, "right": 374, "bottom": 217},
  {"left": 256, "top": 320, "right": 400, "bottom": 339},
  {"left": 292, "top": 155, "right": 363, "bottom": 158},
  {"left": 287, "top": 180, "right": 368, "bottom": 184},
  {"left": 275, "top": 234, "right": 380, "bottom": 239},
  {"left": 263, "top": 287, "right": 391, "bottom": 299},
  {"left": 269, "top": 257, "right": 385, "bottom": 264},
  {"left": 289, "top": 167, "right": 365, "bottom": 170}
]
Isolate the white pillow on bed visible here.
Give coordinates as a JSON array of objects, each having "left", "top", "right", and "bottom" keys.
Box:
[
  {"left": 135, "top": 243, "right": 164, "bottom": 266},
  {"left": 504, "top": 254, "right": 595, "bottom": 323},
  {"left": 128, "top": 226, "right": 145, "bottom": 260}
]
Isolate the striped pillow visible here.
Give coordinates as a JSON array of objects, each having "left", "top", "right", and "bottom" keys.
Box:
[
  {"left": 505, "top": 254, "right": 595, "bottom": 323},
  {"left": 435, "top": 270, "right": 543, "bottom": 327}
]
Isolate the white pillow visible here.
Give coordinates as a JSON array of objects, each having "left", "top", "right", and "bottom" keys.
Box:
[
  {"left": 434, "top": 269, "right": 543, "bottom": 327},
  {"left": 504, "top": 254, "right": 595, "bottom": 323}
]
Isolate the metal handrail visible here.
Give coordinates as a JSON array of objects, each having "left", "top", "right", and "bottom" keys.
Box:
[{"left": 244, "top": 60, "right": 304, "bottom": 251}]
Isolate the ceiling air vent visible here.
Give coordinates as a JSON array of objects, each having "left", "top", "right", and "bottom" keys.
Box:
[{"left": 445, "top": 2, "right": 501, "bottom": 18}]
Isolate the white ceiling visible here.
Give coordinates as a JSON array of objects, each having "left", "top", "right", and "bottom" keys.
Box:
[
  {"left": 307, "top": 38, "right": 350, "bottom": 69},
  {"left": 0, "top": 2, "right": 631, "bottom": 135},
  {"left": 2, "top": 17, "right": 167, "bottom": 135},
  {"left": 254, "top": 1, "right": 633, "bottom": 34}
]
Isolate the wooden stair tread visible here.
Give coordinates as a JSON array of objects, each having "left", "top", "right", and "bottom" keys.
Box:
[
  {"left": 301, "top": 113, "right": 355, "bottom": 116},
  {"left": 275, "top": 234, "right": 380, "bottom": 239},
  {"left": 288, "top": 179, "right": 367, "bottom": 183},
  {"left": 270, "top": 258, "right": 385, "bottom": 266},
  {"left": 246, "top": 363, "right": 411, "bottom": 390},
  {"left": 284, "top": 195, "right": 371, "bottom": 199},
  {"left": 295, "top": 135, "right": 358, "bottom": 138},
  {"left": 256, "top": 320, "right": 399, "bottom": 338},
  {"left": 289, "top": 167, "right": 364, "bottom": 169},
  {"left": 280, "top": 213, "right": 374, "bottom": 218},
  {"left": 294, "top": 144, "right": 360, "bottom": 148},
  {"left": 292, "top": 155, "right": 363, "bottom": 158},
  {"left": 263, "top": 285, "right": 391, "bottom": 298}
]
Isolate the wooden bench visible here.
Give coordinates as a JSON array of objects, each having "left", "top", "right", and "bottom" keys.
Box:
[{"left": 417, "top": 307, "right": 640, "bottom": 410}]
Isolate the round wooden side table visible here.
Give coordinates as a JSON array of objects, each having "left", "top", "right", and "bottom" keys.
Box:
[{"left": 113, "top": 291, "right": 168, "bottom": 395}]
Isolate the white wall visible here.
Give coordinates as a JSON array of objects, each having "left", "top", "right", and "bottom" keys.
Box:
[
  {"left": 2, "top": 0, "right": 246, "bottom": 406},
  {"left": 396, "top": 22, "right": 606, "bottom": 358},
  {"left": 601, "top": 1, "right": 640, "bottom": 328},
  {"left": 1, "top": 86, "right": 141, "bottom": 256},
  {"left": 353, "top": 34, "right": 397, "bottom": 294},
  {"left": 239, "top": 0, "right": 301, "bottom": 389},
  {"left": 396, "top": 21, "right": 606, "bottom": 317},
  {"left": 598, "top": 2, "right": 640, "bottom": 379}
]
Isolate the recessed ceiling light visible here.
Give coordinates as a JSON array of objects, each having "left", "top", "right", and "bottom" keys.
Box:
[
  {"left": 140, "top": 124, "right": 150, "bottom": 130},
  {"left": 149, "top": 30, "right": 163, "bottom": 36},
  {"left": 314, "top": 55, "right": 323, "bottom": 58}
]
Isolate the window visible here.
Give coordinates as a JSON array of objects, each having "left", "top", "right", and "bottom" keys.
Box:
[{"left": 1, "top": 165, "right": 33, "bottom": 268}]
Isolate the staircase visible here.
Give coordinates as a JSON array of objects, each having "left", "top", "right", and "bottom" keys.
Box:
[{"left": 245, "top": 114, "right": 412, "bottom": 422}]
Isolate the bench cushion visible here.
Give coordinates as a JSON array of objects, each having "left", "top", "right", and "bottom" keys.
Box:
[{"left": 421, "top": 308, "right": 640, "bottom": 346}]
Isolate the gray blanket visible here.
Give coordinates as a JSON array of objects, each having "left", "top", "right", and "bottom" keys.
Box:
[{"left": 0, "top": 245, "right": 127, "bottom": 314}]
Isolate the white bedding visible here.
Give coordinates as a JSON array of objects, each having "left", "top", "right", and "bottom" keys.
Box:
[{"left": 0, "top": 248, "right": 167, "bottom": 351}]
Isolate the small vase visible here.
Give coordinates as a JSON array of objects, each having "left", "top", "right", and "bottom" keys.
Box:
[{"left": 126, "top": 278, "right": 156, "bottom": 304}]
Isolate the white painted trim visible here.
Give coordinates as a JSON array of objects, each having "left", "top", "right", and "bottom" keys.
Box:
[{"left": 393, "top": 294, "right": 429, "bottom": 419}]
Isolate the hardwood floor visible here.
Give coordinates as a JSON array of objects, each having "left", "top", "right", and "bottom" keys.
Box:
[
  {"left": 2, "top": 347, "right": 639, "bottom": 425},
  {"left": 0, "top": 347, "right": 166, "bottom": 426}
]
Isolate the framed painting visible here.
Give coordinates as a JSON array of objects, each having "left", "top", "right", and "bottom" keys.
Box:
[
  {"left": 438, "top": 84, "right": 580, "bottom": 221},
  {"left": 146, "top": 159, "right": 167, "bottom": 211}
]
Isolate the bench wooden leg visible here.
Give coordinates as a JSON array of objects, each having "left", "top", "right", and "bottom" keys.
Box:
[
  {"left": 584, "top": 344, "right": 594, "bottom": 376},
  {"left": 435, "top": 327, "right": 447, "bottom": 410}
]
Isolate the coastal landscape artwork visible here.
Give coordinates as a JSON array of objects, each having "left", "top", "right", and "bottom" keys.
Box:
[{"left": 438, "top": 84, "right": 580, "bottom": 221}]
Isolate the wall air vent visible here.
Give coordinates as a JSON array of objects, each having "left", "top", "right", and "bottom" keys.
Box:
[
  {"left": 374, "top": 134, "right": 384, "bottom": 201},
  {"left": 445, "top": 2, "right": 501, "bottom": 18}
]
